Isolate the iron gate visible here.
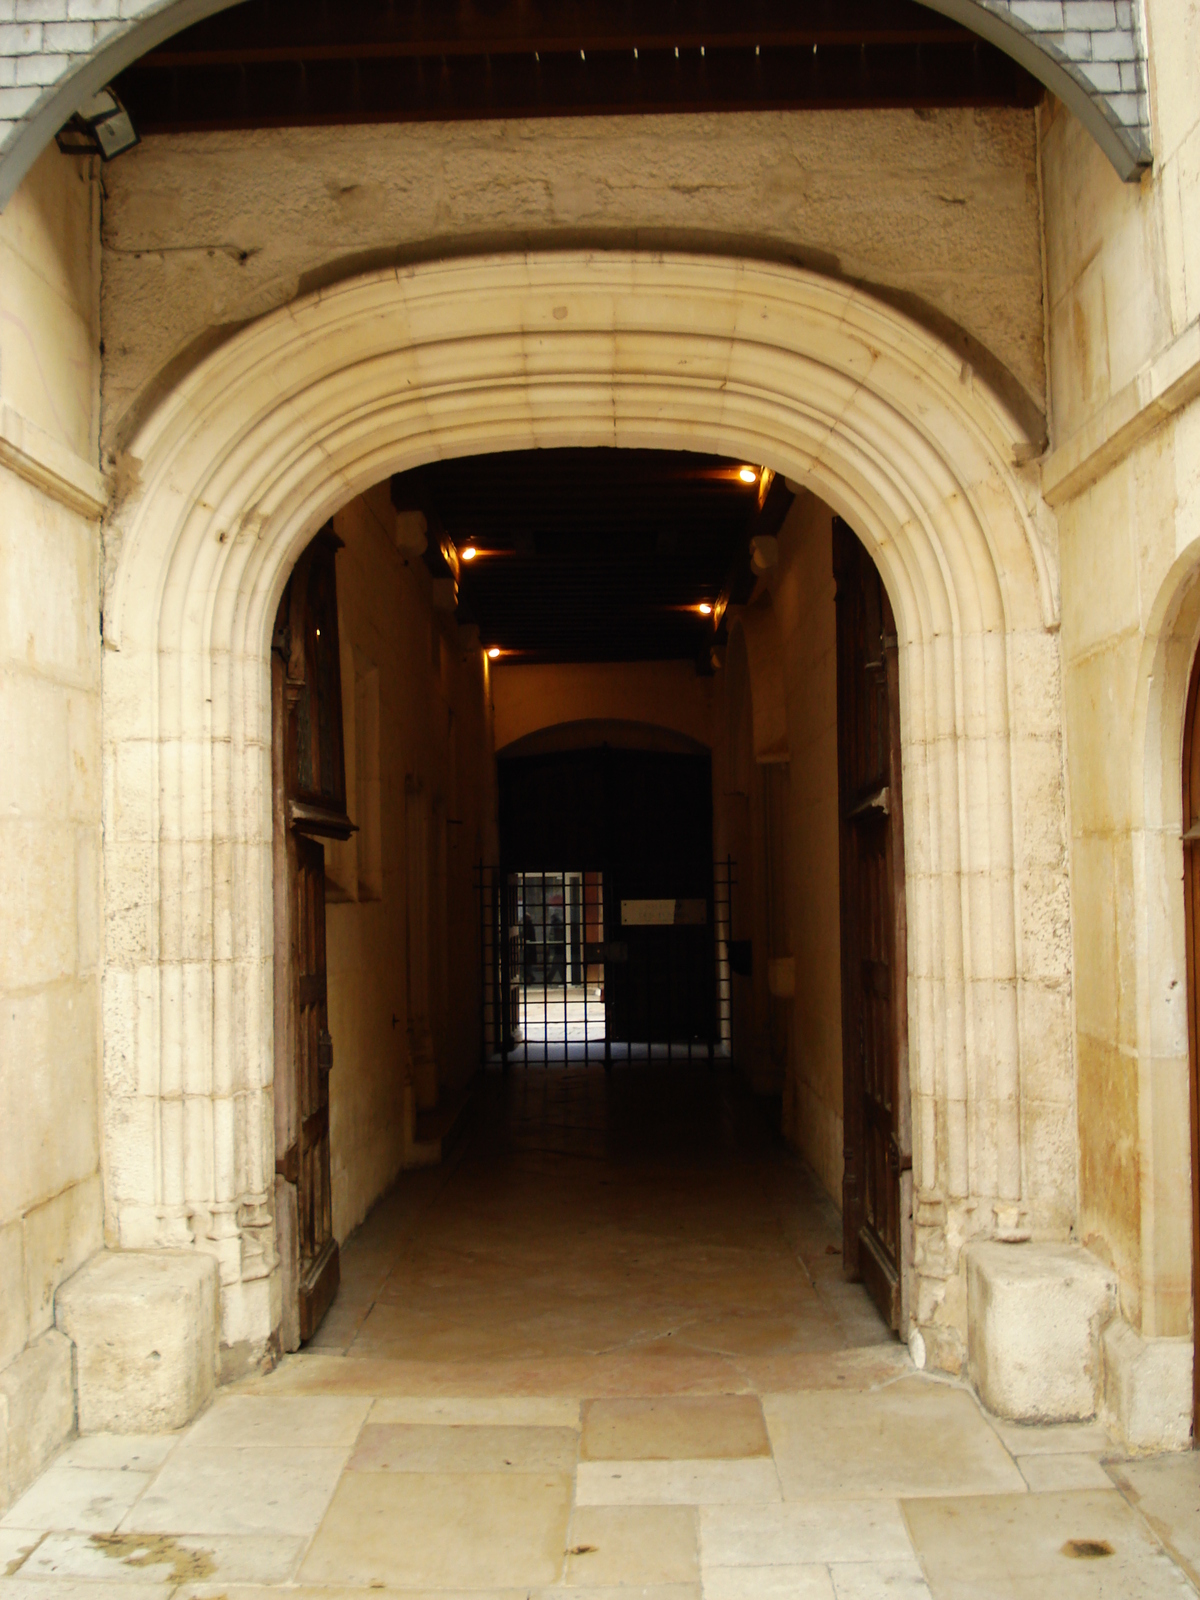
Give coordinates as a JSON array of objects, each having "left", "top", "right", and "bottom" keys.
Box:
[{"left": 477, "top": 861, "right": 735, "bottom": 1065}]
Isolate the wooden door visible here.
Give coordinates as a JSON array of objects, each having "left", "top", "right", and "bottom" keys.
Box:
[
  {"left": 272, "top": 529, "right": 352, "bottom": 1346},
  {"left": 293, "top": 833, "right": 338, "bottom": 1340},
  {"left": 834, "top": 518, "right": 910, "bottom": 1331},
  {"left": 1181, "top": 645, "right": 1200, "bottom": 1439}
]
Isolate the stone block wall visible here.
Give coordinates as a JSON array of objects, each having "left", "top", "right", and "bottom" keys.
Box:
[
  {"left": 324, "top": 486, "right": 497, "bottom": 1242},
  {"left": 765, "top": 494, "right": 846, "bottom": 1204},
  {"left": 1040, "top": 0, "right": 1200, "bottom": 1435},
  {"left": 0, "top": 143, "right": 105, "bottom": 1507}
]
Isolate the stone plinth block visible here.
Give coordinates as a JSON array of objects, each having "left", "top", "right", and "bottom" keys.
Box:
[
  {"left": 967, "top": 1241, "right": 1117, "bottom": 1422},
  {"left": 56, "top": 1250, "right": 218, "bottom": 1433},
  {"left": 0, "top": 1328, "right": 75, "bottom": 1509},
  {"left": 1102, "top": 1319, "right": 1193, "bottom": 1451}
]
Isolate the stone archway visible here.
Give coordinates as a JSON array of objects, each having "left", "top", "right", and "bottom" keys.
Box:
[
  {"left": 1128, "top": 553, "right": 1200, "bottom": 1341},
  {"left": 101, "top": 250, "right": 1070, "bottom": 1365}
]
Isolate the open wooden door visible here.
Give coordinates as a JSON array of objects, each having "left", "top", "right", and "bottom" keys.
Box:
[
  {"left": 834, "top": 518, "right": 910, "bottom": 1332},
  {"left": 1180, "top": 644, "right": 1200, "bottom": 1441},
  {"left": 272, "top": 528, "right": 353, "bottom": 1347}
]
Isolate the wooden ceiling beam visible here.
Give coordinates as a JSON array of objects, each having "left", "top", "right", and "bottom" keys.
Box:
[
  {"left": 120, "top": 40, "right": 1038, "bottom": 133},
  {"left": 143, "top": 28, "right": 974, "bottom": 68}
]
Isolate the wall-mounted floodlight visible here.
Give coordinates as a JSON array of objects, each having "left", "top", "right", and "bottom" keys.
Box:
[{"left": 56, "top": 88, "right": 139, "bottom": 161}]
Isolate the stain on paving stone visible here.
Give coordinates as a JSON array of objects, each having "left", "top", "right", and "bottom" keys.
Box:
[
  {"left": 5, "top": 1535, "right": 45, "bottom": 1577},
  {"left": 1061, "top": 1538, "right": 1115, "bottom": 1559},
  {"left": 89, "top": 1532, "right": 218, "bottom": 1582}
]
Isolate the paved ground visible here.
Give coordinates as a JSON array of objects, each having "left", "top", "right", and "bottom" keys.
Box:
[{"left": 2, "top": 1066, "right": 1198, "bottom": 1598}]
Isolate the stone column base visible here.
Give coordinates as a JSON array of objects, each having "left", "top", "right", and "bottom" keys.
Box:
[
  {"left": 967, "top": 1240, "right": 1117, "bottom": 1421},
  {"left": 56, "top": 1250, "right": 219, "bottom": 1434},
  {"left": 1102, "top": 1320, "right": 1193, "bottom": 1452}
]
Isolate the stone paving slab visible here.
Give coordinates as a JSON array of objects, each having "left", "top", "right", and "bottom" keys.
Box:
[
  {"left": 1, "top": 1091, "right": 1196, "bottom": 1598},
  {"left": 0, "top": 1362, "right": 1197, "bottom": 1596},
  {"left": 1108, "top": 1454, "right": 1200, "bottom": 1591},
  {"left": 903, "top": 1487, "right": 1197, "bottom": 1598}
]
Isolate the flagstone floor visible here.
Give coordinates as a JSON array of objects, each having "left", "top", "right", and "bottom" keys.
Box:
[{"left": 2, "top": 1066, "right": 1198, "bottom": 1599}]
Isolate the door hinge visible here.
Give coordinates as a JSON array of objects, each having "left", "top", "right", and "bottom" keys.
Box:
[
  {"left": 275, "top": 1140, "right": 299, "bottom": 1185},
  {"left": 849, "top": 785, "right": 890, "bottom": 819}
]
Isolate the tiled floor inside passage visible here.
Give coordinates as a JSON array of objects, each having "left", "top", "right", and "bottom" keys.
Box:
[{"left": 3, "top": 1065, "right": 1199, "bottom": 1598}]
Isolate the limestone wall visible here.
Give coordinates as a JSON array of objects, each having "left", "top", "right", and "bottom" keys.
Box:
[
  {"left": 95, "top": 107, "right": 1047, "bottom": 468},
  {"left": 492, "top": 660, "right": 713, "bottom": 755},
  {"left": 0, "top": 146, "right": 103, "bottom": 1506},
  {"left": 323, "top": 487, "right": 494, "bottom": 1243},
  {"left": 766, "top": 495, "right": 845, "bottom": 1203},
  {"left": 1042, "top": 0, "right": 1200, "bottom": 1405},
  {"left": 717, "top": 623, "right": 770, "bottom": 1096}
]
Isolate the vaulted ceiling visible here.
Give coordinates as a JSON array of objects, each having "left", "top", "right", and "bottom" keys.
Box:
[
  {"left": 114, "top": 0, "right": 1040, "bottom": 133},
  {"left": 390, "top": 447, "right": 793, "bottom": 664}
]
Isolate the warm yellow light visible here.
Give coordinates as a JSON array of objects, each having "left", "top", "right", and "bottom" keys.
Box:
[
  {"left": 698, "top": 602, "right": 713, "bottom": 615},
  {"left": 461, "top": 545, "right": 478, "bottom": 561},
  {"left": 488, "top": 646, "right": 501, "bottom": 659},
  {"left": 738, "top": 466, "right": 758, "bottom": 484}
]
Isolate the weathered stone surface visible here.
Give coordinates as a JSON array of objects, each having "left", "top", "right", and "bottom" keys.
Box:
[
  {"left": 1102, "top": 1319, "right": 1193, "bottom": 1452},
  {"left": 0, "top": 1328, "right": 75, "bottom": 1511},
  {"left": 0, "top": 139, "right": 104, "bottom": 1502},
  {"left": 23, "top": 1174, "right": 103, "bottom": 1340},
  {"left": 56, "top": 1250, "right": 219, "bottom": 1434},
  {"left": 967, "top": 1241, "right": 1118, "bottom": 1421},
  {"left": 97, "top": 109, "right": 1048, "bottom": 460},
  {"left": 0, "top": 1220, "right": 28, "bottom": 1373}
]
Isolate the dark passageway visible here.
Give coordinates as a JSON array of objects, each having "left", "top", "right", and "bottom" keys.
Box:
[{"left": 311, "top": 1065, "right": 890, "bottom": 1373}]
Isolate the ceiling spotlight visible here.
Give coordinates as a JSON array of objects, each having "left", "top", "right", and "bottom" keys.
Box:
[
  {"left": 488, "top": 646, "right": 501, "bottom": 659},
  {"left": 461, "top": 546, "right": 478, "bottom": 561},
  {"left": 738, "top": 466, "right": 758, "bottom": 484},
  {"left": 698, "top": 602, "right": 713, "bottom": 616}
]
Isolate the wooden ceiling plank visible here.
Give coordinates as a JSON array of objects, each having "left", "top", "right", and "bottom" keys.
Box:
[{"left": 122, "top": 42, "right": 1037, "bottom": 134}]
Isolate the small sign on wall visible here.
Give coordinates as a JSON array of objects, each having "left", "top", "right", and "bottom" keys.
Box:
[{"left": 621, "top": 898, "right": 708, "bottom": 926}]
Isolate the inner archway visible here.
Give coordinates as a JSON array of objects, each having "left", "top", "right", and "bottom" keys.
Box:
[{"left": 101, "top": 250, "right": 1070, "bottom": 1366}]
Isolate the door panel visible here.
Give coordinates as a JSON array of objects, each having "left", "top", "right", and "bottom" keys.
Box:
[
  {"left": 295, "top": 834, "right": 339, "bottom": 1342},
  {"left": 834, "top": 518, "right": 910, "bottom": 1332},
  {"left": 272, "top": 528, "right": 351, "bottom": 1346}
]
